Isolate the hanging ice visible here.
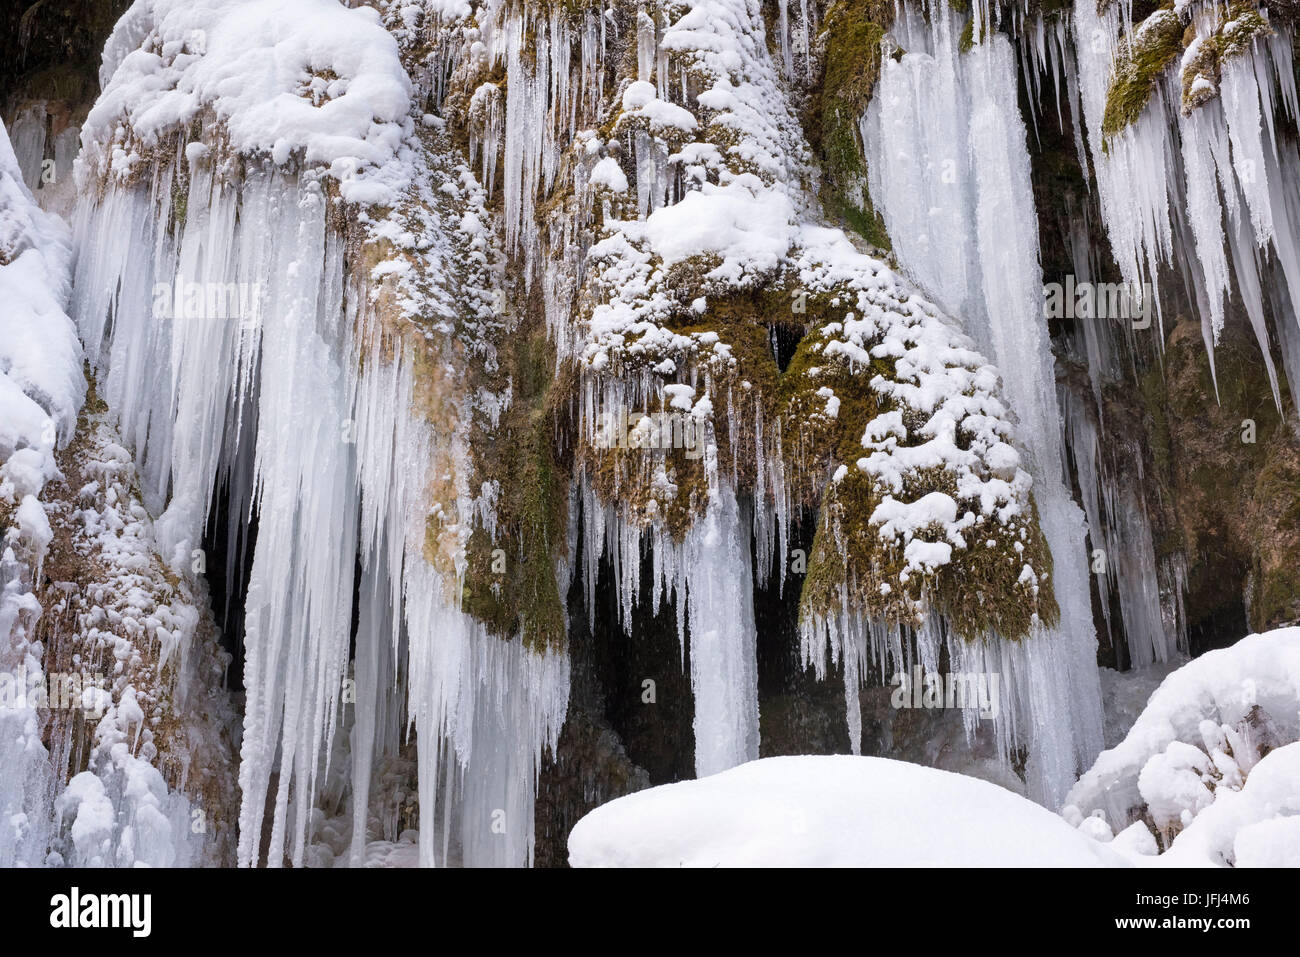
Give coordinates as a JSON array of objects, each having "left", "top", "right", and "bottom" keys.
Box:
[{"left": 865, "top": 0, "right": 1105, "bottom": 806}]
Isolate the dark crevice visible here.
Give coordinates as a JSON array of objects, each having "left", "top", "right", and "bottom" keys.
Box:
[
  {"left": 202, "top": 473, "right": 256, "bottom": 694},
  {"left": 767, "top": 321, "right": 806, "bottom": 372}
]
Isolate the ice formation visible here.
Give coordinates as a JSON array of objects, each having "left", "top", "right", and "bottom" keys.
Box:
[
  {"left": 864, "top": 0, "right": 1105, "bottom": 804},
  {"left": 1066, "top": 0, "right": 1300, "bottom": 398},
  {"left": 2, "top": 114, "right": 228, "bottom": 867},
  {"left": 4, "top": 0, "right": 1298, "bottom": 869}
]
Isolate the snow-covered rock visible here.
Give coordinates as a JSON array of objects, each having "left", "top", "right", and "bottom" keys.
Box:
[
  {"left": 1067, "top": 628, "right": 1300, "bottom": 831},
  {"left": 1160, "top": 741, "right": 1300, "bottom": 867},
  {"left": 1064, "top": 628, "right": 1300, "bottom": 865},
  {"left": 84, "top": 0, "right": 412, "bottom": 204},
  {"left": 0, "top": 116, "right": 86, "bottom": 869}
]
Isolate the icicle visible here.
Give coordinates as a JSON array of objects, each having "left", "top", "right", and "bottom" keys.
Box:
[
  {"left": 469, "top": 83, "right": 504, "bottom": 197},
  {"left": 682, "top": 467, "right": 760, "bottom": 777},
  {"left": 776, "top": 0, "right": 793, "bottom": 78},
  {"left": 502, "top": 13, "right": 555, "bottom": 260},
  {"left": 1060, "top": 381, "right": 1185, "bottom": 668},
  {"left": 638, "top": 5, "right": 658, "bottom": 82},
  {"left": 1221, "top": 59, "right": 1275, "bottom": 249},
  {"left": 1069, "top": 0, "right": 1300, "bottom": 406},
  {"left": 865, "top": 0, "right": 1104, "bottom": 806}
]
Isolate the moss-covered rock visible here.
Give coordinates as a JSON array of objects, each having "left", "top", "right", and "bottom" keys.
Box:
[
  {"left": 573, "top": 253, "right": 1058, "bottom": 644},
  {"left": 808, "top": 0, "right": 895, "bottom": 249},
  {"left": 1099, "top": 1, "right": 1277, "bottom": 129},
  {"left": 1178, "top": 2, "right": 1274, "bottom": 115},
  {"left": 1248, "top": 427, "right": 1300, "bottom": 629},
  {"left": 1102, "top": 8, "right": 1185, "bottom": 138},
  {"left": 460, "top": 301, "right": 572, "bottom": 652},
  {"left": 1155, "top": 315, "right": 1300, "bottom": 643}
]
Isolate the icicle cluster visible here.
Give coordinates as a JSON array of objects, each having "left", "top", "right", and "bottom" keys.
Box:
[
  {"left": 863, "top": 0, "right": 1106, "bottom": 805},
  {"left": 1069, "top": 0, "right": 1300, "bottom": 402},
  {"left": 69, "top": 0, "right": 571, "bottom": 867}
]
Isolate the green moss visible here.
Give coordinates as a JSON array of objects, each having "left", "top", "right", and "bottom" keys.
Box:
[
  {"left": 1250, "top": 434, "right": 1300, "bottom": 629},
  {"left": 459, "top": 294, "right": 571, "bottom": 652},
  {"left": 810, "top": 0, "right": 896, "bottom": 249},
  {"left": 1101, "top": 9, "right": 1185, "bottom": 138},
  {"left": 461, "top": 412, "right": 568, "bottom": 650},
  {"left": 828, "top": 193, "right": 892, "bottom": 251},
  {"left": 776, "top": 291, "right": 1057, "bottom": 641},
  {"left": 956, "top": 8, "right": 999, "bottom": 54},
  {"left": 778, "top": 320, "right": 896, "bottom": 496},
  {"left": 800, "top": 465, "right": 1057, "bottom": 641},
  {"left": 959, "top": 17, "right": 975, "bottom": 53},
  {"left": 1218, "top": 2, "right": 1272, "bottom": 58},
  {"left": 171, "top": 177, "right": 188, "bottom": 231}
]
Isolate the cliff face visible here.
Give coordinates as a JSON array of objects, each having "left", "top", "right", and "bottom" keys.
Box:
[{"left": 1, "top": 0, "right": 1298, "bottom": 867}]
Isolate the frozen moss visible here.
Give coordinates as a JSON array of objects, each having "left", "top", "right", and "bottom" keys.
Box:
[
  {"left": 1218, "top": 2, "right": 1273, "bottom": 58},
  {"left": 1101, "top": 9, "right": 1185, "bottom": 138},
  {"left": 1180, "top": 3, "right": 1274, "bottom": 115},
  {"left": 784, "top": 319, "right": 1057, "bottom": 640},
  {"left": 959, "top": 17, "right": 975, "bottom": 54},
  {"left": 1180, "top": 34, "right": 1222, "bottom": 113}
]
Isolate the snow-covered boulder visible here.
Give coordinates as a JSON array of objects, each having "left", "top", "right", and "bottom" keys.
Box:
[
  {"left": 1066, "top": 628, "right": 1300, "bottom": 839},
  {"left": 1061, "top": 628, "right": 1300, "bottom": 865},
  {"left": 568, "top": 755, "right": 1128, "bottom": 867},
  {"left": 1159, "top": 741, "right": 1300, "bottom": 867}
]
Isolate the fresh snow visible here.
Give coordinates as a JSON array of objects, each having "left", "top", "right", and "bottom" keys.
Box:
[
  {"left": 1067, "top": 628, "right": 1300, "bottom": 836},
  {"left": 85, "top": 0, "right": 413, "bottom": 204},
  {"left": 0, "top": 118, "right": 85, "bottom": 868},
  {"left": 568, "top": 755, "right": 1128, "bottom": 867}
]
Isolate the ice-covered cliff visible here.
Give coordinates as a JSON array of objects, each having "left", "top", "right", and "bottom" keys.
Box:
[{"left": 2, "top": 0, "right": 1299, "bottom": 867}]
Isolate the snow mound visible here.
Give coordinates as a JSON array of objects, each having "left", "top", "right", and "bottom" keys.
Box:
[{"left": 568, "top": 756, "right": 1128, "bottom": 867}]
